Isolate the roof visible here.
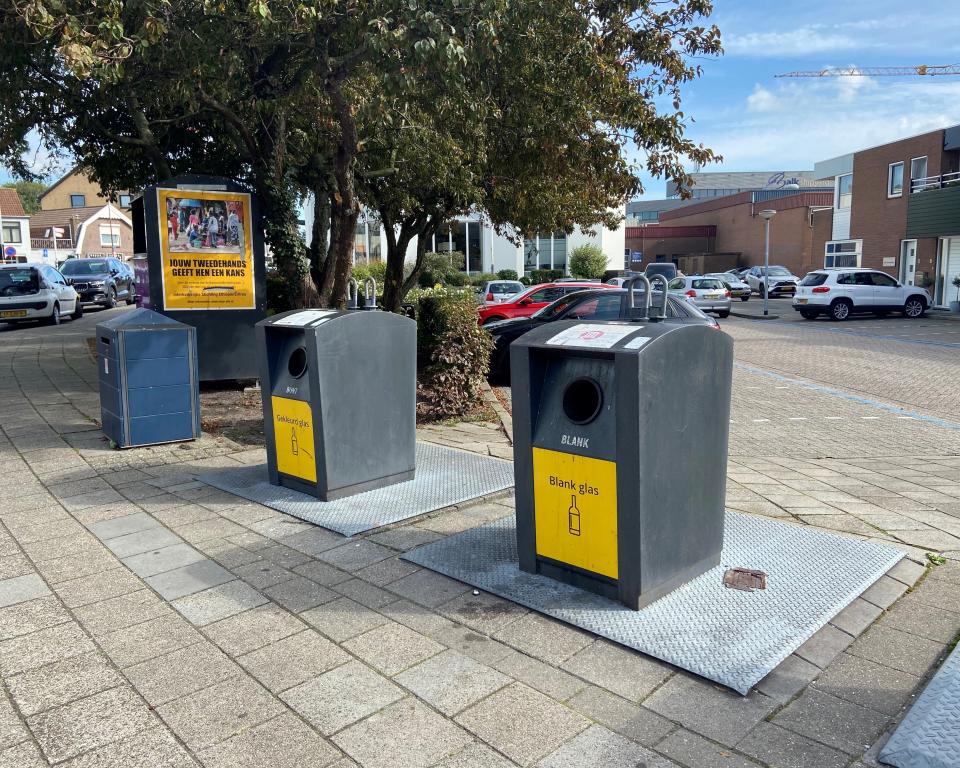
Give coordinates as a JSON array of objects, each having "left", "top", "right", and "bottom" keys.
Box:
[
  {"left": 38, "top": 165, "right": 131, "bottom": 205},
  {"left": 626, "top": 199, "right": 701, "bottom": 215},
  {"left": 28, "top": 206, "right": 130, "bottom": 231},
  {"left": 659, "top": 191, "right": 834, "bottom": 222},
  {"left": 0, "top": 189, "right": 27, "bottom": 217},
  {"left": 666, "top": 170, "right": 827, "bottom": 197}
]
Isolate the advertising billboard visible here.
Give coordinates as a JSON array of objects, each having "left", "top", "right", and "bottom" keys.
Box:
[{"left": 157, "top": 188, "right": 255, "bottom": 310}]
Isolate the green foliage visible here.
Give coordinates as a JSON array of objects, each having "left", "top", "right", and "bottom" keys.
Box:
[
  {"left": 417, "top": 252, "right": 470, "bottom": 288},
  {"left": 265, "top": 270, "right": 294, "bottom": 315},
  {"left": 468, "top": 272, "right": 501, "bottom": 287},
  {"left": 352, "top": 260, "right": 388, "bottom": 287},
  {"left": 2, "top": 180, "right": 46, "bottom": 214},
  {"left": 569, "top": 245, "right": 608, "bottom": 279},
  {"left": 528, "top": 269, "right": 564, "bottom": 284},
  {"left": 496, "top": 269, "right": 518, "bottom": 281},
  {"left": 416, "top": 288, "right": 493, "bottom": 420}
]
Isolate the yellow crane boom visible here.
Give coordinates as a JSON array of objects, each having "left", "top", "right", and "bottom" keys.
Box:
[{"left": 777, "top": 64, "right": 960, "bottom": 78}]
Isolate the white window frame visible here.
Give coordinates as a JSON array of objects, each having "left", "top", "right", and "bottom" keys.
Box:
[
  {"left": 1, "top": 222, "right": 22, "bottom": 244},
  {"left": 836, "top": 173, "right": 853, "bottom": 210},
  {"left": 824, "top": 239, "right": 862, "bottom": 269},
  {"left": 887, "top": 162, "right": 904, "bottom": 198},
  {"left": 909, "top": 156, "right": 928, "bottom": 193},
  {"left": 99, "top": 224, "right": 121, "bottom": 248}
]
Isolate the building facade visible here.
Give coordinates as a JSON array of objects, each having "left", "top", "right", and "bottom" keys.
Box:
[
  {"left": 306, "top": 206, "right": 628, "bottom": 276},
  {"left": 814, "top": 125, "right": 960, "bottom": 306},
  {"left": 39, "top": 168, "right": 132, "bottom": 212},
  {"left": 656, "top": 190, "right": 834, "bottom": 276},
  {"left": 0, "top": 189, "right": 31, "bottom": 263},
  {"left": 666, "top": 170, "right": 830, "bottom": 199},
  {"left": 28, "top": 205, "right": 134, "bottom": 264}
]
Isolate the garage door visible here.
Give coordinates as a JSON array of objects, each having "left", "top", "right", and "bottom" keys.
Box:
[{"left": 945, "top": 238, "right": 960, "bottom": 305}]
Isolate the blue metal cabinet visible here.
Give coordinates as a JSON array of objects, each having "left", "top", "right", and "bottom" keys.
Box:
[{"left": 96, "top": 309, "right": 201, "bottom": 448}]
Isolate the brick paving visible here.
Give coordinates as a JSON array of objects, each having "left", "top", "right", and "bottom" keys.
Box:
[{"left": 0, "top": 309, "right": 958, "bottom": 767}]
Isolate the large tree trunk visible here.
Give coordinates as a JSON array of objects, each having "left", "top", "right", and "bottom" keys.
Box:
[
  {"left": 400, "top": 218, "right": 441, "bottom": 297},
  {"left": 381, "top": 213, "right": 418, "bottom": 312},
  {"left": 319, "top": 79, "right": 359, "bottom": 309},
  {"left": 308, "top": 188, "right": 331, "bottom": 295}
]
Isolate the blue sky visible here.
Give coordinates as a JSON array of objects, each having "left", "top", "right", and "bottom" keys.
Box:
[
  {"left": 6, "top": 0, "right": 960, "bottom": 203},
  {"left": 633, "top": 0, "right": 960, "bottom": 197}
]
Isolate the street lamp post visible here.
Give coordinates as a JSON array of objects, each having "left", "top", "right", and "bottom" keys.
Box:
[{"left": 759, "top": 209, "right": 777, "bottom": 317}]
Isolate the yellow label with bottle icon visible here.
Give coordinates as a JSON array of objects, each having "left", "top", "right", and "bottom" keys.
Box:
[
  {"left": 271, "top": 396, "right": 316, "bottom": 482},
  {"left": 532, "top": 447, "right": 618, "bottom": 579}
]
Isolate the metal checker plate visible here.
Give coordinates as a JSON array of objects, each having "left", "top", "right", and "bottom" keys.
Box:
[
  {"left": 197, "top": 442, "right": 513, "bottom": 537},
  {"left": 879, "top": 643, "right": 960, "bottom": 768},
  {"left": 402, "top": 512, "right": 903, "bottom": 694}
]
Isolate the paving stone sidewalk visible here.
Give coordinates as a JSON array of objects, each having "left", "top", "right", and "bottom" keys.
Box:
[{"left": 0, "top": 316, "right": 958, "bottom": 767}]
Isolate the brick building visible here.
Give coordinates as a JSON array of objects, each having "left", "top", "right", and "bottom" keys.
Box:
[
  {"left": 814, "top": 125, "right": 960, "bottom": 306},
  {"left": 39, "top": 167, "right": 132, "bottom": 211},
  {"left": 655, "top": 190, "right": 834, "bottom": 276}
]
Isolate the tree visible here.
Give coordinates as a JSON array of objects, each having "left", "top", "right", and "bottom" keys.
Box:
[
  {"left": 569, "top": 245, "right": 608, "bottom": 279},
  {"left": 1, "top": 180, "right": 46, "bottom": 214}
]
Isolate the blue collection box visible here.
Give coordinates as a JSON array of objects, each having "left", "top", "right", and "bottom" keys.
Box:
[{"left": 96, "top": 309, "right": 201, "bottom": 448}]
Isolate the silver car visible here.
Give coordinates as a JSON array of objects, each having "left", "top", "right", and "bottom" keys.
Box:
[
  {"left": 480, "top": 280, "right": 525, "bottom": 305},
  {"left": 668, "top": 276, "right": 732, "bottom": 318}
]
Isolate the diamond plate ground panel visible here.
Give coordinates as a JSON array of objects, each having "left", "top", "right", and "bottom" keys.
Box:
[
  {"left": 879, "top": 643, "right": 960, "bottom": 768},
  {"left": 197, "top": 442, "right": 514, "bottom": 537},
  {"left": 402, "top": 512, "right": 903, "bottom": 694}
]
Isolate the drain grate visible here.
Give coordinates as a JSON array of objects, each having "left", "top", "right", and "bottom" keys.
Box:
[{"left": 723, "top": 568, "right": 767, "bottom": 592}]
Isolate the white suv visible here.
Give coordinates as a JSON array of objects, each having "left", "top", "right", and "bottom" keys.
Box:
[
  {"left": 744, "top": 265, "right": 799, "bottom": 298},
  {"left": 793, "top": 268, "right": 931, "bottom": 321},
  {"left": 0, "top": 263, "right": 81, "bottom": 326}
]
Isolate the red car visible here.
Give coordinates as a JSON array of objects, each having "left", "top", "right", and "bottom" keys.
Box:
[{"left": 477, "top": 281, "right": 615, "bottom": 324}]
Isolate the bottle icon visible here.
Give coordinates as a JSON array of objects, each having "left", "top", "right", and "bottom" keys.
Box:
[
  {"left": 568, "top": 495, "right": 581, "bottom": 536},
  {"left": 291, "top": 427, "right": 299, "bottom": 456}
]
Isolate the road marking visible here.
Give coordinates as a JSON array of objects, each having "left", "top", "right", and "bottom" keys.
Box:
[
  {"left": 897, "top": 416, "right": 917, "bottom": 420},
  {"left": 752, "top": 418, "right": 770, "bottom": 423},
  {"left": 861, "top": 416, "right": 881, "bottom": 420},
  {"left": 775, "top": 386, "right": 789, "bottom": 389},
  {"left": 825, "top": 416, "right": 844, "bottom": 420},
  {"left": 788, "top": 417, "right": 807, "bottom": 421}
]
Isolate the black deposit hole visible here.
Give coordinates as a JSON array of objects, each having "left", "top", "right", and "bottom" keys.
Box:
[
  {"left": 287, "top": 347, "right": 308, "bottom": 378},
  {"left": 562, "top": 378, "right": 603, "bottom": 425}
]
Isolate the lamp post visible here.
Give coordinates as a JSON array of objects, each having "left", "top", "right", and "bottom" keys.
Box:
[{"left": 758, "top": 209, "right": 777, "bottom": 316}]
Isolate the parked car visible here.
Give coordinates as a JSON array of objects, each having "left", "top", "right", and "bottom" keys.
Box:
[
  {"left": 668, "top": 276, "right": 732, "bottom": 318},
  {"left": 744, "top": 265, "right": 799, "bottom": 298},
  {"left": 0, "top": 263, "right": 81, "bottom": 326},
  {"left": 479, "top": 280, "right": 525, "bottom": 305},
  {"left": 484, "top": 287, "right": 718, "bottom": 381},
  {"left": 793, "top": 268, "right": 931, "bottom": 321},
  {"left": 59, "top": 256, "right": 136, "bottom": 308},
  {"left": 707, "top": 272, "right": 751, "bottom": 301},
  {"left": 644, "top": 262, "right": 678, "bottom": 282},
  {"left": 477, "top": 281, "right": 616, "bottom": 324}
]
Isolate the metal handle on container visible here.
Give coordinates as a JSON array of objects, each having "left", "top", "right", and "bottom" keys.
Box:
[
  {"left": 363, "top": 277, "right": 377, "bottom": 310},
  {"left": 625, "top": 275, "right": 652, "bottom": 320},
  {"left": 647, "top": 274, "right": 669, "bottom": 320},
  {"left": 347, "top": 278, "right": 359, "bottom": 310}
]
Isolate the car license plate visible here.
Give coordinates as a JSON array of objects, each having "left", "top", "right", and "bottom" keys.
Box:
[
  {"left": 705, "top": 293, "right": 721, "bottom": 299},
  {"left": 796, "top": 298, "right": 808, "bottom": 304},
  {"left": 0, "top": 310, "right": 27, "bottom": 318}
]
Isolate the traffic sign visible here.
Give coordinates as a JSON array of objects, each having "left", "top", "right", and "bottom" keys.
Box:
[{"left": 3, "top": 246, "right": 16, "bottom": 258}]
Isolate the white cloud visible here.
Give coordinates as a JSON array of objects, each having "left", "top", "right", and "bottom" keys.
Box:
[{"left": 725, "top": 27, "right": 867, "bottom": 57}]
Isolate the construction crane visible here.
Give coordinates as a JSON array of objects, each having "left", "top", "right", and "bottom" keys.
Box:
[{"left": 777, "top": 64, "right": 960, "bottom": 78}]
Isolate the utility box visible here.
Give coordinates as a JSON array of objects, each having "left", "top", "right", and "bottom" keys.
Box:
[
  {"left": 257, "top": 309, "right": 416, "bottom": 501},
  {"left": 510, "top": 318, "right": 733, "bottom": 609},
  {"left": 97, "top": 309, "right": 201, "bottom": 448}
]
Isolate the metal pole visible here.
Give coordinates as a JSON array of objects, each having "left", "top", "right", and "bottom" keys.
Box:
[{"left": 763, "top": 218, "right": 770, "bottom": 317}]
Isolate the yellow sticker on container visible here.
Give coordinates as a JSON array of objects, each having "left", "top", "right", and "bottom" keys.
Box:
[
  {"left": 271, "top": 396, "right": 316, "bottom": 483},
  {"left": 532, "top": 447, "right": 618, "bottom": 579}
]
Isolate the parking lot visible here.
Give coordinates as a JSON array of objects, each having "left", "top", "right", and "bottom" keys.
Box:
[{"left": 0, "top": 306, "right": 959, "bottom": 768}]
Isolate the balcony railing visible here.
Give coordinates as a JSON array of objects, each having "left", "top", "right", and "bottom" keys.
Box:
[
  {"left": 30, "top": 237, "right": 76, "bottom": 250},
  {"left": 910, "top": 171, "right": 960, "bottom": 193}
]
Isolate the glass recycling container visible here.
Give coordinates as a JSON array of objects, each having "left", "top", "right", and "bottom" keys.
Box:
[
  {"left": 256, "top": 308, "right": 416, "bottom": 501},
  {"left": 510, "top": 301, "right": 733, "bottom": 609}
]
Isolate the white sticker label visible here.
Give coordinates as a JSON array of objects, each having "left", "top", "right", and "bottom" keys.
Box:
[
  {"left": 274, "top": 310, "right": 337, "bottom": 327},
  {"left": 104, "top": 358, "right": 109, "bottom": 374},
  {"left": 545, "top": 324, "right": 638, "bottom": 349},
  {"left": 623, "top": 336, "right": 651, "bottom": 350}
]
